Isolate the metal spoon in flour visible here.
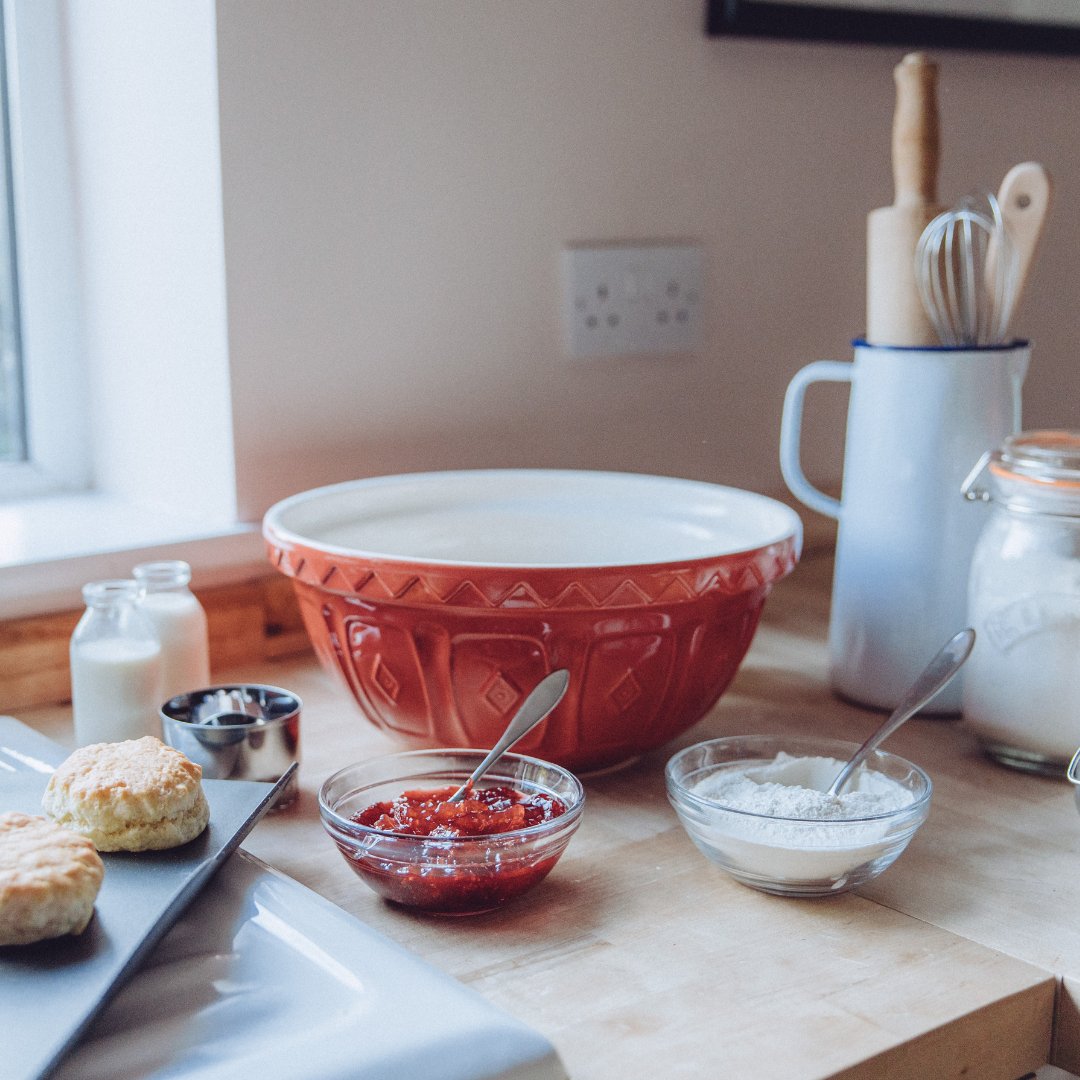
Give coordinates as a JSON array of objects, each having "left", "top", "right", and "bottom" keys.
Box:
[
  {"left": 827, "top": 629, "right": 975, "bottom": 797},
  {"left": 445, "top": 668, "right": 570, "bottom": 804}
]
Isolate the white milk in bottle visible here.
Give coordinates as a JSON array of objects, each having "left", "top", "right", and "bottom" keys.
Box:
[
  {"left": 70, "top": 580, "right": 163, "bottom": 745},
  {"left": 133, "top": 560, "right": 210, "bottom": 699}
]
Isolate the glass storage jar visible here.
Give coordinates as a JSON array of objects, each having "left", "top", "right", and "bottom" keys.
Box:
[{"left": 961, "top": 430, "right": 1080, "bottom": 775}]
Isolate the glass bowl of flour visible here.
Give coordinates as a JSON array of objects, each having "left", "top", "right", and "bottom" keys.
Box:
[{"left": 665, "top": 735, "right": 931, "bottom": 897}]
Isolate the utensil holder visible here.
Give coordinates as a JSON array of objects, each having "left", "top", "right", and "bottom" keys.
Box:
[{"left": 779, "top": 339, "right": 1029, "bottom": 713}]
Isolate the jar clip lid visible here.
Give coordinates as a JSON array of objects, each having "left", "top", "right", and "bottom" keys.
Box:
[
  {"left": 961, "top": 451, "right": 995, "bottom": 503},
  {"left": 1068, "top": 747, "right": 1080, "bottom": 786},
  {"left": 962, "top": 431, "right": 1080, "bottom": 504}
]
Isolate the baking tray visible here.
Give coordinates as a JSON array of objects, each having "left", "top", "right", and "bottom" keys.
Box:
[{"left": 0, "top": 716, "right": 295, "bottom": 1080}]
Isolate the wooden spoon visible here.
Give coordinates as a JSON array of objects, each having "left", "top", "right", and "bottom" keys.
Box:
[{"left": 986, "top": 161, "right": 1053, "bottom": 340}]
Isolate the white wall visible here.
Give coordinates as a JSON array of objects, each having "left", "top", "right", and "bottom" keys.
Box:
[
  {"left": 64, "top": 0, "right": 236, "bottom": 524},
  {"left": 214, "top": 1, "right": 1080, "bottom": 522}
]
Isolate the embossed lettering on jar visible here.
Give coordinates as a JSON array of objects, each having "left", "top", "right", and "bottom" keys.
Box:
[{"left": 962, "top": 431, "right": 1080, "bottom": 774}]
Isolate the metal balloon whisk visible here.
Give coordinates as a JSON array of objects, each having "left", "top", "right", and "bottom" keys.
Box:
[{"left": 915, "top": 193, "right": 1018, "bottom": 347}]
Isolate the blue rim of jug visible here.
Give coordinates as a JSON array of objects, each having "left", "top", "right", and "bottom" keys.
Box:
[{"left": 852, "top": 338, "right": 1030, "bottom": 351}]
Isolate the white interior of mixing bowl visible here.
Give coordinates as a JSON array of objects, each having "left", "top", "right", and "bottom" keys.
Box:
[{"left": 264, "top": 469, "right": 802, "bottom": 568}]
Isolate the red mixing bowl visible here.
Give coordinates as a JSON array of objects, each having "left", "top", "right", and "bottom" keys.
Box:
[{"left": 263, "top": 469, "right": 801, "bottom": 772}]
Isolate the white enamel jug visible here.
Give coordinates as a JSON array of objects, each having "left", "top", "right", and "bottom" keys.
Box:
[{"left": 779, "top": 339, "right": 1029, "bottom": 713}]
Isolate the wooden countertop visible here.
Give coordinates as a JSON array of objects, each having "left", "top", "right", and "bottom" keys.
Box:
[{"left": 18, "top": 547, "right": 1080, "bottom": 1080}]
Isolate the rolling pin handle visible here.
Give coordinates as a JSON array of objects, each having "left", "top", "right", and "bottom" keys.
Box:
[{"left": 892, "top": 52, "right": 939, "bottom": 209}]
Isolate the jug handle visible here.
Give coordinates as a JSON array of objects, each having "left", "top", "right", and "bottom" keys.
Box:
[{"left": 779, "top": 360, "right": 852, "bottom": 520}]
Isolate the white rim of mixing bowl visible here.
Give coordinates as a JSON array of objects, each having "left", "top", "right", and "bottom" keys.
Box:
[{"left": 263, "top": 468, "right": 804, "bottom": 571}]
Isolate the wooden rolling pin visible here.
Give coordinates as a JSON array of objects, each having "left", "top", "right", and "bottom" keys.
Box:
[{"left": 866, "top": 52, "right": 944, "bottom": 346}]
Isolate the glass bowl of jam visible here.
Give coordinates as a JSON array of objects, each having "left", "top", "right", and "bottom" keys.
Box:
[{"left": 318, "top": 749, "right": 585, "bottom": 915}]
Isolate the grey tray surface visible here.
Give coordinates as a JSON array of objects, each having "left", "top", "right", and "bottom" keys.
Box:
[{"left": 0, "top": 716, "right": 294, "bottom": 1080}]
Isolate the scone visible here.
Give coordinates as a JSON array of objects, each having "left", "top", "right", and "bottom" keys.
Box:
[
  {"left": 0, "top": 811, "right": 105, "bottom": 946},
  {"left": 43, "top": 737, "right": 210, "bottom": 852}
]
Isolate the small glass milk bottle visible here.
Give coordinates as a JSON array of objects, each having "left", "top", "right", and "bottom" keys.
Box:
[
  {"left": 70, "top": 580, "right": 163, "bottom": 745},
  {"left": 961, "top": 430, "right": 1080, "bottom": 775},
  {"left": 133, "top": 560, "right": 210, "bottom": 700}
]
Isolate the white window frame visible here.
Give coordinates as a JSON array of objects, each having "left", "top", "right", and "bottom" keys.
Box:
[
  {"left": 0, "top": 1, "right": 264, "bottom": 619},
  {"left": 0, "top": 6, "right": 26, "bottom": 476}
]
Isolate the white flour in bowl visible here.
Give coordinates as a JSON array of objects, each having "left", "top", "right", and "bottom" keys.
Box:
[{"left": 690, "top": 753, "right": 917, "bottom": 885}]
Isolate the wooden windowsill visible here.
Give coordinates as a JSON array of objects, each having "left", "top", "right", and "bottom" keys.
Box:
[{"left": 0, "top": 574, "right": 312, "bottom": 713}]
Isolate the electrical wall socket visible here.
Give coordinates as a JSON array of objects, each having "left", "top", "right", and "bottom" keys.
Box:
[{"left": 561, "top": 243, "right": 703, "bottom": 359}]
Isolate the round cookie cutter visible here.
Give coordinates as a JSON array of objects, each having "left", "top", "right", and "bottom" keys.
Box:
[{"left": 160, "top": 684, "right": 301, "bottom": 810}]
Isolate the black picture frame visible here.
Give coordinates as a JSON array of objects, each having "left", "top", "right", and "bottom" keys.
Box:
[{"left": 705, "top": 1, "right": 1080, "bottom": 55}]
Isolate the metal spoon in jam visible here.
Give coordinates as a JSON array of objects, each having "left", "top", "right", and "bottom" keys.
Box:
[{"left": 446, "top": 669, "right": 570, "bottom": 804}]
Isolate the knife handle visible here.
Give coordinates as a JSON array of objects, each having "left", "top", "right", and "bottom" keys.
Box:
[{"left": 892, "top": 52, "right": 939, "bottom": 208}]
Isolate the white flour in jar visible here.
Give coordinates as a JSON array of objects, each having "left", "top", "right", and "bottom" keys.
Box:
[
  {"left": 691, "top": 753, "right": 917, "bottom": 885},
  {"left": 964, "top": 550, "right": 1080, "bottom": 762}
]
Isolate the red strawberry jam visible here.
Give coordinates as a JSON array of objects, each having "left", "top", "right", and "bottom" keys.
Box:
[
  {"left": 354, "top": 784, "right": 566, "bottom": 837},
  {"left": 343, "top": 784, "right": 571, "bottom": 914}
]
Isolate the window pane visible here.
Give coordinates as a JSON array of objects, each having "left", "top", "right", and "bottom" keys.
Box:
[{"left": 0, "top": 14, "right": 24, "bottom": 465}]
